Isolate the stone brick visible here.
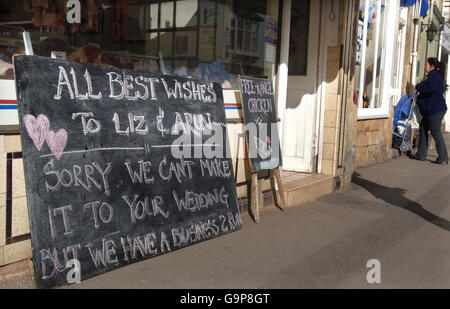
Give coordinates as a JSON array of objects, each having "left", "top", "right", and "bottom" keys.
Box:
[
  {"left": 373, "top": 130, "right": 384, "bottom": 145},
  {"left": 236, "top": 185, "right": 247, "bottom": 199},
  {"left": 326, "top": 71, "right": 339, "bottom": 92},
  {"left": 0, "top": 193, "right": 5, "bottom": 208},
  {"left": 368, "top": 145, "right": 379, "bottom": 163},
  {"left": 380, "top": 143, "right": 391, "bottom": 161},
  {"left": 4, "top": 135, "right": 21, "bottom": 153},
  {"left": 326, "top": 60, "right": 340, "bottom": 82},
  {"left": 356, "top": 132, "right": 368, "bottom": 148},
  {"left": 325, "top": 94, "right": 338, "bottom": 111},
  {"left": 357, "top": 119, "right": 383, "bottom": 132},
  {"left": 0, "top": 135, "right": 4, "bottom": 153},
  {"left": 12, "top": 197, "right": 30, "bottom": 238},
  {"left": 356, "top": 146, "right": 369, "bottom": 167},
  {"left": 0, "top": 206, "right": 5, "bottom": 246},
  {"left": 324, "top": 110, "right": 337, "bottom": 128},
  {"left": 12, "top": 159, "right": 26, "bottom": 198},
  {"left": 327, "top": 46, "right": 341, "bottom": 62},
  {"left": 367, "top": 130, "right": 377, "bottom": 146},
  {"left": 323, "top": 127, "right": 336, "bottom": 144},
  {"left": 321, "top": 159, "right": 334, "bottom": 175},
  {"left": 322, "top": 143, "right": 335, "bottom": 161},
  {"left": 364, "top": 131, "right": 372, "bottom": 146},
  {"left": 0, "top": 246, "right": 4, "bottom": 266},
  {"left": 371, "top": 119, "right": 384, "bottom": 131},
  {"left": 0, "top": 153, "right": 5, "bottom": 195},
  {"left": 356, "top": 121, "right": 368, "bottom": 133},
  {"left": 3, "top": 240, "right": 32, "bottom": 265}
]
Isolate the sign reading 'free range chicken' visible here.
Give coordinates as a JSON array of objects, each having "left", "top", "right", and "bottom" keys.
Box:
[{"left": 239, "top": 76, "right": 281, "bottom": 172}]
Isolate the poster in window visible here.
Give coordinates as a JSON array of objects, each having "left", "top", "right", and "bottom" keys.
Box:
[
  {"left": 356, "top": 20, "right": 363, "bottom": 66},
  {"left": 265, "top": 16, "right": 277, "bottom": 45},
  {"left": 199, "top": 29, "right": 216, "bottom": 59},
  {"left": 265, "top": 43, "right": 276, "bottom": 63},
  {"left": 199, "top": 0, "right": 216, "bottom": 26},
  {"left": 175, "top": 35, "right": 188, "bottom": 56}
]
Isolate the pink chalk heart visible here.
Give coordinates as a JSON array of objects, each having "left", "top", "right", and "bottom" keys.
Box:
[
  {"left": 46, "top": 129, "right": 68, "bottom": 160},
  {"left": 23, "top": 114, "right": 49, "bottom": 151}
]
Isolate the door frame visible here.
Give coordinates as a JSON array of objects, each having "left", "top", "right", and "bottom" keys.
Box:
[
  {"left": 391, "top": 9, "right": 407, "bottom": 105},
  {"left": 276, "top": 0, "right": 327, "bottom": 173}
]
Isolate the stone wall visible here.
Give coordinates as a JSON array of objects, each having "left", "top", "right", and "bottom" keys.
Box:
[
  {"left": 355, "top": 118, "right": 395, "bottom": 168},
  {"left": 320, "top": 0, "right": 347, "bottom": 177},
  {"left": 321, "top": 46, "right": 341, "bottom": 176},
  {"left": 320, "top": 0, "right": 359, "bottom": 182}
]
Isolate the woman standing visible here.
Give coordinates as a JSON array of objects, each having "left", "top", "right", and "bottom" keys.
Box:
[{"left": 414, "top": 57, "right": 448, "bottom": 164}]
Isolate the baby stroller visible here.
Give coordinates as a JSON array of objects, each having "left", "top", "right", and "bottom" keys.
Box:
[{"left": 392, "top": 93, "right": 416, "bottom": 153}]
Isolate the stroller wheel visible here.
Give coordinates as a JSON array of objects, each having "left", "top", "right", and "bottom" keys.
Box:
[{"left": 400, "top": 143, "right": 411, "bottom": 152}]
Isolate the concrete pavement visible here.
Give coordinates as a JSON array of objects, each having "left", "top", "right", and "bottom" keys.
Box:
[{"left": 1, "top": 135, "right": 449, "bottom": 289}]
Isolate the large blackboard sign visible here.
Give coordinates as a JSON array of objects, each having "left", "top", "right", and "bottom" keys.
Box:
[
  {"left": 14, "top": 56, "right": 241, "bottom": 288},
  {"left": 239, "top": 76, "right": 281, "bottom": 172}
]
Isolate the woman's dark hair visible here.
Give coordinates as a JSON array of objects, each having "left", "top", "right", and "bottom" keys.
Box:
[{"left": 427, "top": 57, "right": 446, "bottom": 80}]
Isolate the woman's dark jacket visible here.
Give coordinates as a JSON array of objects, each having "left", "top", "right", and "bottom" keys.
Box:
[{"left": 416, "top": 69, "right": 447, "bottom": 116}]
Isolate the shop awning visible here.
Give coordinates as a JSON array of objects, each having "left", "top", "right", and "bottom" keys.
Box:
[
  {"left": 400, "top": 0, "right": 416, "bottom": 6},
  {"left": 400, "top": 0, "right": 429, "bottom": 17}
]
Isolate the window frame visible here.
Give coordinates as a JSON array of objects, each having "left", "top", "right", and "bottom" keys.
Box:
[
  {"left": 356, "top": 0, "right": 400, "bottom": 120},
  {"left": 146, "top": 0, "right": 201, "bottom": 68},
  {"left": 287, "top": 0, "right": 310, "bottom": 76}
]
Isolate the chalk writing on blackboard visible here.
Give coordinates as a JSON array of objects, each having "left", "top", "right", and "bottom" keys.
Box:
[
  {"left": 14, "top": 55, "right": 241, "bottom": 288},
  {"left": 239, "top": 76, "right": 281, "bottom": 172}
]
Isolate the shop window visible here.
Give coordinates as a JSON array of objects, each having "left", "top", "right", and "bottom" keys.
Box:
[
  {"left": 288, "top": 0, "right": 309, "bottom": 76},
  {"left": 145, "top": 32, "right": 158, "bottom": 57},
  {"left": 150, "top": 3, "right": 159, "bottom": 30},
  {"left": 355, "top": 0, "right": 386, "bottom": 109},
  {"left": 160, "top": 32, "right": 174, "bottom": 56},
  {"left": 176, "top": 0, "right": 198, "bottom": 27},
  {"left": 354, "top": 0, "right": 398, "bottom": 120},
  {"left": 0, "top": 26, "right": 24, "bottom": 79},
  {"left": 175, "top": 31, "right": 197, "bottom": 57},
  {"left": 231, "top": 17, "right": 260, "bottom": 56},
  {"left": 0, "top": 0, "right": 280, "bottom": 89},
  {"left": 160, "top": 1, "right": 174, "bottom": 29}
]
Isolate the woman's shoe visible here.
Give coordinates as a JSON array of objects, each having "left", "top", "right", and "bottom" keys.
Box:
[
  {"left": 411, "top": 154, "right": 425, "bottom": 161},
  {"left": 432, "top": 159, "right": 448, "bottom": 165}
]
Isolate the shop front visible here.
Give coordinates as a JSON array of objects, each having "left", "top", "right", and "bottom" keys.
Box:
[
  {"left": 0, "top": 0, "right": 285, "bottom": 266},
  {"left": 354, "top": 0, "right": 411, "bottom": 167},
  {"left": 0, "top": 3, "right": 283, "bottom": 190},
  {"left": 0, "top": 0, "right": 359, "bottom": 267}
]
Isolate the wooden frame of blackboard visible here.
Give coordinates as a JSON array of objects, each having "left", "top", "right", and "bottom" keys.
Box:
[
  {"left": 248, "top": 152, "right": 286, "bottom": 224},
  {"left": 237, "top": 75, "right": 286, "bottom": 223}
]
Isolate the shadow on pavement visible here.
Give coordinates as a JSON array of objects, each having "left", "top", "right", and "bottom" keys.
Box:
[{"left": 351, "top": 172, "right": 450, "bottom": 231}]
